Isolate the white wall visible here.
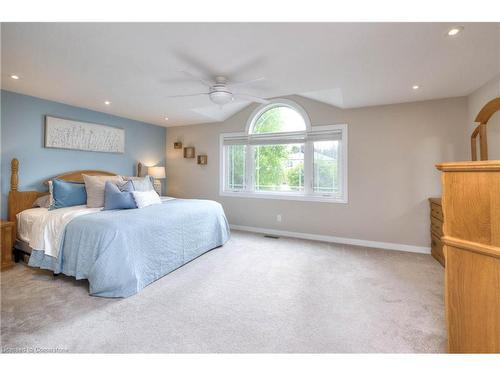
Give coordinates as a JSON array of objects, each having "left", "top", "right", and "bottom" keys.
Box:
[
  {"left": 467, "top": 75, "right": 500, "bottom": 160},
  {"left": 166, "top": 95, "right": 468, "bottom": 249}
]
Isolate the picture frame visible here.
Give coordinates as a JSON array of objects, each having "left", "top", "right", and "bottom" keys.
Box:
[
  {"left": 184, "top": 146, "right": 195, "bottom": 158},
  {"left": 197, "top": 155, "right": 208, "bottom": 165},
  {"left": 45, "top": 116, "right": 124, "bottom": 153}
]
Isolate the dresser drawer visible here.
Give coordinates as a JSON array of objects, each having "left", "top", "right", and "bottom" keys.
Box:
[
  {"left": 430, "top": 202, "right": 443, "bottom": 221},
  {"left": 430, "top": 215, "right": 443, "bottom": 237},
  {"left": 431, "top": 234, "right": 445, "bottom": 266}
]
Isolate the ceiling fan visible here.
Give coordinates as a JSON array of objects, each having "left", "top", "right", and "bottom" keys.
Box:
[{"left": 168, "top": 71, "right": 270, "bottom": 106}]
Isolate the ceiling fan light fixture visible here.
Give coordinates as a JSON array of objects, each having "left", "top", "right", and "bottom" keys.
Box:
[
  {"left": 173, "top": 72, "right": 267, "bottom": 106},
  {"left": 209, "top": 91, "right": 233, "bottom": 105}
]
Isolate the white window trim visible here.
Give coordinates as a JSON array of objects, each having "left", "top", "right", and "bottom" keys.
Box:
[{"left": 219, "top": 123, "right": 348, "bottom": 204}]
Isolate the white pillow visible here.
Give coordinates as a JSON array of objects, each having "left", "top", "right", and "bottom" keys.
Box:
[
  {"left": 83, "top": 174, "right": 124, "bottom": 208},
  {"left": 132, "top": 190, "right": 162, "bottom": 208}
]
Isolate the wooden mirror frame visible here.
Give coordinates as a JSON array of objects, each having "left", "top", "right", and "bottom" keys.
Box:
[{"left": 471, "top": 97, "right": 500, "bottom": 161}]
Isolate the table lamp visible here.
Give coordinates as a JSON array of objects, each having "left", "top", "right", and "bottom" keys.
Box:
[{"left": 148, "top": 166, "right": 166, "bottom": 195}]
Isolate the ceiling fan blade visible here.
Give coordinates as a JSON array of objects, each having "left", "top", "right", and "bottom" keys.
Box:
[
  {"left": 228, "top": 77, "right": 265, "bottom": 88},
  {"left": 167, "top": 93, "right": 208, "bottom": 98},
  {"left": 226, "top": 56, "right": 266, "bottom": 78},
  {"left": 234, "top": 93, "right": 270, "bottom": 104},
  {"left": 180, "top": 70, "right": 213, "bottom": 88}
]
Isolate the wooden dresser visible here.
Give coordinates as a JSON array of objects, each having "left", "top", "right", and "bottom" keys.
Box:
[
  {"left": 429, "top": 198, "right": 445, "bottom": 266},
  {"left": 436, "top": 160, "right": 500, "bottom": 353}
]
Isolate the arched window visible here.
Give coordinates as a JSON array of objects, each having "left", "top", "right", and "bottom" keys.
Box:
[
  {"left": 248, "top": 101, "right": 309, "bottom": 134},
  {"left": 221, "top": 99, "right": 348, "bottom": 203}
]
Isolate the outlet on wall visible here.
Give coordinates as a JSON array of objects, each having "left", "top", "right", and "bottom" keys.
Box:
[{"left": 276, "top": 214, "right": 282, "bottom": 223}]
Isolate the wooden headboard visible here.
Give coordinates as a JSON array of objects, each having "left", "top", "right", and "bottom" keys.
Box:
[{"left": 7, "top": 158, "right": 118, "bottom": 225}]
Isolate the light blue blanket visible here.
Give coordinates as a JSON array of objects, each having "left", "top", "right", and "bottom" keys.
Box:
[{"left": 29, "top": 199, "right": 230, "bottom": 297}]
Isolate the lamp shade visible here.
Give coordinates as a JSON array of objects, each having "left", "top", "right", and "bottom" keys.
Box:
[{"left": 148, "top": 166, "right": 166, "bottom": 179}]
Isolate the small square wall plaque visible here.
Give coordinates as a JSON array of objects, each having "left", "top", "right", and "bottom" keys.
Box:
[
  {"left": 197, "top": 155, "right": 208, "bottom": 165},
  {"left": 184, "top": 147, "right": 195, "bottom": 158},
  {"left": 174, "top": 141, "right": 182, "bottom": 149}
]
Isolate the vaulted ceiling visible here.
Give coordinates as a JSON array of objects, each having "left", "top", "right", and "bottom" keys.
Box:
[{"left": 2, "top": 23, "right": 499, "bottom": 127}]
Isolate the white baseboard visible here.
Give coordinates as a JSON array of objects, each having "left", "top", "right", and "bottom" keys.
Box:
[{"left": 229, "top": 224, "right": 430, "bottom": 254}]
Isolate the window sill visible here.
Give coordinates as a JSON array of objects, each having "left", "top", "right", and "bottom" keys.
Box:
[{"left": 219, "top": 191, "right": 347, "bottom": 204}]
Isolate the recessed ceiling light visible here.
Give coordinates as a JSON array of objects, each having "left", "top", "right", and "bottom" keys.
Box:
[
  {"left": 104, "top": 101, "right": 111, "bottom": 105},
  {"left": 164, "top": 117, "right": 169, "bottom": 121},
  {"left": 10, "top": 74, "right": 20, "bottom": 80},
  {"left": 412, "top": 85, "right": 420, "bottom": 90},
  {"left": 447, "top": 26, "right": 464, "bottom": 36}
]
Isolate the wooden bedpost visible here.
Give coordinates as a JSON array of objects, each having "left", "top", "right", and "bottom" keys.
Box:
[
  {"left": 137, "top": 162, "right": 143, "bottom": 177},
  {"left": 11, "top": 158, "right": 19, "bottom": 191},
  {"left": 8, "top": 157, "right": 44, "bottom": 222},
  {"left": 9, "top": 159, "right": 19, "bottom": 239}
]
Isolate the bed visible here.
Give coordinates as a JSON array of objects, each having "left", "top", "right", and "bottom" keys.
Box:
[{"left": 8, "top": 159, "right": 230, "bottom": 298}]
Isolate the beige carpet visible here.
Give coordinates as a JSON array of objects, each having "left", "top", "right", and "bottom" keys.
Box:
[{"left": 1, "top": 230, "right": 446, "bottom": 353}]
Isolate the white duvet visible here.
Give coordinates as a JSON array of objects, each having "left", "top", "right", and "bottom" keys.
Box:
[
  {"left": 17, "top": 205, "right": 101, "bottom": 258},
  {"left": 17, "top": 197, "right": 176, "bottom": 258},
  {"left": 16, "top": 207, "right": 49, "bottom": 243}
]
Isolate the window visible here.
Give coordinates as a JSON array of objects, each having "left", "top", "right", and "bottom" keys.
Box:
[
  {"left": 313, "top": 140, "right": 339, "bottom": 194},
  {"left": 251, "top": 106, "right": 307, "bottom": 134},
  {"left": 225, "top": 144, "right": 246, "bottom": 191},
  {"left": 254, "top": 143, "right": 304, "bottom": 192},
  {"left": 220, "top": 99, "right": 348, "bottom": 203}
]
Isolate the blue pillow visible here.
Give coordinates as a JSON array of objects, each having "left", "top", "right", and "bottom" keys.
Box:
[
  {"left": 49, "top": 179, "right": 87, "bottom": 210},
  {"left": 103, "top": 181, "right": 137, "bottom": 210}
]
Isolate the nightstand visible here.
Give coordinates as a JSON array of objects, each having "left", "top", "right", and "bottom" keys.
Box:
[{"left": 1, "top": 220, "right": 15, "bottom": 271}]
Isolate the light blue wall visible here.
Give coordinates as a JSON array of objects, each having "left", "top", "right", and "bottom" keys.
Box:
[{"left": 0, "top": 90, "right": 166, "bottom": 219}]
